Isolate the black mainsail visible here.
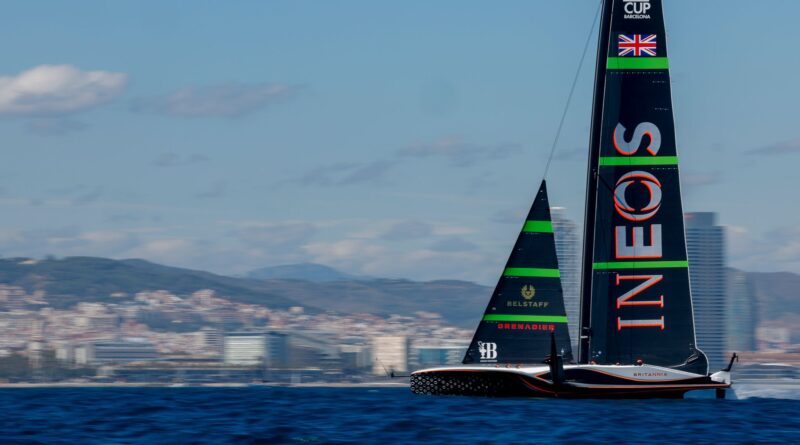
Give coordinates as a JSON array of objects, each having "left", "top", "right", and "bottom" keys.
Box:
[
  {"left": 464, "top": 180, "right": 573, "bottom": 364},
  {"left": 579, "top": 0, "right": 707, "bottom": 374}
]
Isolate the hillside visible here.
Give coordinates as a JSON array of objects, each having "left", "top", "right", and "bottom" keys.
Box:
[
  {"left": 245, "top": 278, "right": 488, "bottom": 327},
  {"left": 0, "top": 257, "right": 488, "bottom": 327},
  {"left": 744, "top": 270, "right": 800, "bottom": 332},
  {"left": 0, "top": 257, "right": 305, "bottom": 310},
  {"left": 246, "top": 263, "right": 364, "bottom": 282},
  {"left": 3, "top": 257, "right": 794, "bottom": 333}
]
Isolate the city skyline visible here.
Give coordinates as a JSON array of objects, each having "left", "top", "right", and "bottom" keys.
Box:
[{"left": 1, "top": 1, "right": 800, "bottom": 284}]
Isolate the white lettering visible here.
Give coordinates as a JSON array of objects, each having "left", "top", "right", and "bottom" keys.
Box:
[{"left": 615, "top": 225, "right": 663, "bottom": 259}]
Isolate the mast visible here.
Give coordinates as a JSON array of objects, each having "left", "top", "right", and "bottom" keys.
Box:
[{"left": 578, "top": 0, "right": 613, "bottom": 364}]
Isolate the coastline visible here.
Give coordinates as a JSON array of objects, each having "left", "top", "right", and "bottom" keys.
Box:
[{"left": 0, "top": 381, "right": 411, "bottom": 389}]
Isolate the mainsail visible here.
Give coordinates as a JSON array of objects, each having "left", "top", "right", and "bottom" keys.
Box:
[
  {"left": 579, "top": 0, "right": 707, "bottom": 374},
  {"left": 464, "top": 180, "right": 573, "bottom": 364}
]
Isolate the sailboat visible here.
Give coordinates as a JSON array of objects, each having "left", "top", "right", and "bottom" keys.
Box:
[{"left": 410, "top": 0, "right": 735, "bottom": 399}]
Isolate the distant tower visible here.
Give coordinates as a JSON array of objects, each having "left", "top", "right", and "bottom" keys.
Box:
[
  {"left": 726, "top": 270, "right": 757, "bottom": 353},
  {"left": 685, "top": 212, "right": 727, "bottom": 370},
  {"left": 551, "top": 208, "right": 580, "bottom": 355}
]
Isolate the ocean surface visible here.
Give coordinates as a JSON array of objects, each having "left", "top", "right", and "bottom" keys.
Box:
[{"left": 0, "top": 386, "right": 798, "bottom": 444}]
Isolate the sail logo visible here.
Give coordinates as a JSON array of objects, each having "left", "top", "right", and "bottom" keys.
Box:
[
  {"left": 521, "top": 285, "right": 536, "bottom": 300},
  {"left": 612, "top": 121, "right": 666, "bottom": 331},
  {"left": 623, "top": 0, "right": 652, "bottom": 20},
  {"left": 477, "top": 342, "right": 498, "bottom": 361}
]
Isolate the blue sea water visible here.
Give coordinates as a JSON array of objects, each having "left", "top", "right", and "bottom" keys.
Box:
[{"left": 0, "top": 387, "right": 798, "bottom": 444}]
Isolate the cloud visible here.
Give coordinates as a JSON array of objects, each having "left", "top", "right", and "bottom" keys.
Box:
[
  {"left": 195, "top": 181, "right": 227, "bottom": 199},
  {"left": 25, "top": 117, "right": 87, "bottom": 135},
  {"left": 727, "top": 225, "right": 800, "bottom": 274},
  {"left": 235, "top": 222, "right": 318, "bottom": 251},
  {"left": 397, "top": 137, "right": 523, "bottom": 167},
  {"left": 45, "top": 185, "right": 105, "bottom": 206},
  {"left": 152, "top": 153, "right": 209, "bottom": 167},
  {"left": 0, "top": 227, "right": 141, "bottom": 258},
  {"left": 126, "top": 238, "right": 195, "bottom": 258},
  {"left": 491, "top": 209, "right": 527, "bottom": 224},
  {"left": 285, "top": 136, "right": 523, "bottom": 189},
  {"left": 293, "top": 160, "right": 398, "bottom": 187},
  {"left": 380, "top": 221, "right": 434, "bottom": 241},
  {"left": 747, "top": 139, "right": 800, "bottom": 156},
  {"left": 429, "top": 237, "right": 478, "bottom": 253},
  {"left": 682, "top": 171, "right": 722, "bottom": 188},
  {"left": 304, "top": 238, "right": 493, "bottom": 283},
  {"left": 0, "top": 65, "right": 127, "bottom": 116},
  {"left": 132, "top": 83, "right": 302, "bottom": 118},
  {"left": 551, "top": 147, "right": 586, "bottom": 161}
]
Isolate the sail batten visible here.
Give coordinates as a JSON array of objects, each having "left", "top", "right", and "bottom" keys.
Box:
[{"left": 463, "top": 180, "right": 573, "bottom": 364}]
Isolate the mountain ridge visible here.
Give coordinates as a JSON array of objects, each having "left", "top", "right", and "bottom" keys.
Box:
[{"left": 0, "top": 257, "right": 796, "bottom": 333}]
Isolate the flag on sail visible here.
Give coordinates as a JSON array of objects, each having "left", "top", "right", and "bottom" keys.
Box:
[{"left": 618, "top": 34, "right": 657, "bottom": 56}]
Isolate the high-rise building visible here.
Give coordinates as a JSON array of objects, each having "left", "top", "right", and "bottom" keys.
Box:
[
  {"left": 726, "top": 270, "right": 757, "bottom": 353},
  {"left": 265, "top": 331, "right": 290, "bottom": 369},
  {"left": 200, "top": 327, "right": 223, "bottom": 357},
  {"left": 371, "top": 336, "right": 409, "bottom": 375},
  {"left": 685, "top": 212, "right": 727, "bottom": 370},
  {"left": 552, "top": 208, "right": 581, "bottom": 354}
]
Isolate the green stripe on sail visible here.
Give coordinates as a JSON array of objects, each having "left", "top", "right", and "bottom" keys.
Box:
[
  {"left": 522, "top": 220, "right": 553, "bottom": 233},
  {"left": 607, "top": 57, "right": 669, "bottom": 70},
  {"left": 504, "top": 268, "right": 560, "bottom": 278},
  {"left": 593, "top": 260, "right": 689, "bottom": 270},
  {"left": 599, "top": 156, "right": 678, "bottom": 166},
  {"left": 483, "top": 314, "right": 569, "bottom": 323}
]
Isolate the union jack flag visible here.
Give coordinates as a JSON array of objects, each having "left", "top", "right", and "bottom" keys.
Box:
[{"left": 618, "top": 34, "right": 657, "bottom": 57}]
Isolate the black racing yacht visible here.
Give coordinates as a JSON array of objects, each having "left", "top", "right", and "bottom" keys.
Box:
[{"left": 411, "top": 0, "right": 735, "bottom": 399}]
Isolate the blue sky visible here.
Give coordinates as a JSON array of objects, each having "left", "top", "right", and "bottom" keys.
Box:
[{"left": 1, "top": 0, "right": 799, "bottom": 283}]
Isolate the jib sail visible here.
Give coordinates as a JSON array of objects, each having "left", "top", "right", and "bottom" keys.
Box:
[
  {"left": 579, "top": 0, "right": 707, "bottom": 374},
  {"left": 464, "top": 180, "right": 573, "bottom": 364}
]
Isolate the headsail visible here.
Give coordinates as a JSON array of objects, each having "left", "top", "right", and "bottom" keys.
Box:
[
  {"left": 579, "top": 0, "right": 707, "bottom": 374},
  {"left": 464, "top": 180, "right": 573, "bottom": 364}
]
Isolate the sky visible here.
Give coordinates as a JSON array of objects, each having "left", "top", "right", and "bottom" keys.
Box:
[{"left": 1, "top": 0, "right": 800, "bottom": 284}]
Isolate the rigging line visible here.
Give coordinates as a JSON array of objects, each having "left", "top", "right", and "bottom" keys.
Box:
[{"left": 542, "top": 0, "right": 603, "bottom": 178}]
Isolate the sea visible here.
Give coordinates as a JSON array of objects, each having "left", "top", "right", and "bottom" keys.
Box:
[{"left": 0, "top": 386, "right": 798, "bottom": 444}]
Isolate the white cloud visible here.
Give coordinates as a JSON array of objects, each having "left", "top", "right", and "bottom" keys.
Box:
[
  {"left": 291, "top": 160, "right": 399, "bottom": 187},
  {"left": 236, "top": 221, "right": 318, "bottom": 251},
  {"left": 303, "top": 237, "right": 496, "bottom": 283},
  {"left": 380, "top": 221, "right": 433, "bottom": 241},
  {"left": 397, "top": 137, "right": 523, "bottom": 167},
  {"left": 748, "top": 139, "right": 800, "bottom": 156},
  {"left": 727, "top": 225, "right": 800, "bottom": 273},
  {"left": 0, "top": 65, "right": 127, "bottom": 116},
  {"left": 133, "top": 83, "right": 301, "bottom": 118}
]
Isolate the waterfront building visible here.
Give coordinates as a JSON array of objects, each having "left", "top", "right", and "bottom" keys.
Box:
[
  {"left": 224, "top": 332, "right": 267, "bottom": 366},
  {"left": 371, "top": 336, "right": 409, "bottom": 375},
  {"left": 200, "top": 327, "right": 224, "bottom": 356},
  {"left": 411, "top": 340, "right": 469, "bottom": 369},
  {"left": 265, "top": 331, "right": 290, "bottom": 368},
  {"left": 685, "top": 212, "right": 727, "bottom": 370},
  {"left": 81, "top": 339, "right": 159, "bottom": 365},
  {"left": 339, "top": 344, "right": 371, "bottom": 371}
]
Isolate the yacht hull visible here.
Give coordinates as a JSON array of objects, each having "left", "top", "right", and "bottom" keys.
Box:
[{"left": 410, "top": 364, "right": 729, "bottom": 399}]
